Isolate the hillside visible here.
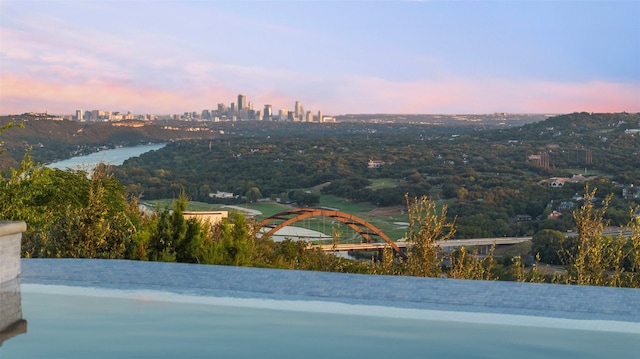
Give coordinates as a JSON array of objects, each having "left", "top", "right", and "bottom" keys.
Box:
[{"left": 0, "top": 114, "right": 220, "bottom": 169}]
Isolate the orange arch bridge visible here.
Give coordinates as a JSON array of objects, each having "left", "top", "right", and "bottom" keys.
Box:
[{"left": 258, "top": 208, "right": 405, "bottom": 258}]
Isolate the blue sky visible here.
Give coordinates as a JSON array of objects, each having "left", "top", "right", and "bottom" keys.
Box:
[{"left": 1, "top": 0, "right": 639, "bottom": 115}]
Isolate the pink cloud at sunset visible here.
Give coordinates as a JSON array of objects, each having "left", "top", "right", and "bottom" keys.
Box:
[
  {"left": 325, "top": 77, "right": 640, "bottom": 115},
  {"left": 1, "top": 1, "right": 638, "bottom": 115},
  {"left": 0, "top": 74, "right": 233, "bottom": 115},
  {"left": 1, "top": 71, "right": 638, "bottom": 116}
]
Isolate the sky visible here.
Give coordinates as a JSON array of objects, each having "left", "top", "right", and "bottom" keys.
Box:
[{"left": 1, "top": 0, "right": 639, "bottom": 116}]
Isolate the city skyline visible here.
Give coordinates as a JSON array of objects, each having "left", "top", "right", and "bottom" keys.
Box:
[
  {"left": 1, "top": 1, "right": 639, "bottom": 115},
  {"left": 68, "top": 95, "right": 327, "bottom": 122}
]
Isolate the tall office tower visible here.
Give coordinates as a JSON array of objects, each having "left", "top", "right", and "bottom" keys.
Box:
[
  {"left": 317, "top": 110, "right": 323, "bottom": 123},
  {"left": 278, "top": 108, "right": 288, "bottom": 121},
  {"left": 217, "top": 103, "right": 226, "bottom": 117},
  {"left": 238, "top": 94, "right": 246, "bottom": 110},
  {"left": 263, "top": 104, "right": 272, "bottom": 121},
  {"left": 248, "top": 101, "right": 253, "bottom": 111},
  {"left": 202, "top": 109, "right": 211, "bottom": 120},
  {"left": 294, "top": 101, "right": 302, "bottom": 119},
  {"left": 230, "top": 102, "right": 236, "bottom": 116},
  {"left": 75, "top": 109, "right": 83, "bottom": 121},
  {"left": 305, "top": 111, "right": 313, "bottom": 122}
]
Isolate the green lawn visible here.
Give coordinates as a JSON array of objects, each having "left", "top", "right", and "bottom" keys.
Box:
[
  {"left": 143, "top": 200, "right": 224, "bottom": 211},
  {"left": 319, "top": 195, "right": 375, "bottom": 213},
  {"left": 243, "top": 202, "right": 291, "bottom": 219},
  {"left": 366, "top": 178, "right": 406, "bottom": 190}
]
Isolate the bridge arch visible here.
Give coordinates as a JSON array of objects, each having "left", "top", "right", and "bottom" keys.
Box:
[{"left": 258, "top": 208, "right": 405, "bottom": 258}]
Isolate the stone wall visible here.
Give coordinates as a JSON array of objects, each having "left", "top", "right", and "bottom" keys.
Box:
[
  {"left": 0, "top": 278, "right": 27, "bottom": 346},
  {"left": 0, "top": 221, "right": 26, "bottom": 283},
  {"left": 0, "top": 221, "right": 27, "bottom": 346}
]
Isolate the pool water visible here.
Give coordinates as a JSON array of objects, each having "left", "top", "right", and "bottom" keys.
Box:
[{"left": 3, "top": 286, "right": 639, "bottom": 359}]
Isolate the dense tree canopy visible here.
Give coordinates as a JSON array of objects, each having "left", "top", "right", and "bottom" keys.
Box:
[
  {"left": 2, "top": 113, "right": 639, "bottom": 287},
  {"left": 109, "top": 113, "right": 639, "bottom": 238}
]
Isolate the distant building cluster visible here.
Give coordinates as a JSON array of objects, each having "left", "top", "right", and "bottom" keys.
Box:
[
  {"left": 73, "top": 109, "right": 140, "bottom": 122},
  {"left": 184, "top": 94, "right": 332, "bottom": 123},
  {"left": 20, "top": 112, "right": 64, "bottom": 121},
  {"left": 69, "top": 93, "right": 334, "bottom": 124}
]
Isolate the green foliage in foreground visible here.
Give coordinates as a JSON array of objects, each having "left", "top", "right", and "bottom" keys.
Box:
[{"left": 2, "top": 154, "right": 639, "bottom": 287}]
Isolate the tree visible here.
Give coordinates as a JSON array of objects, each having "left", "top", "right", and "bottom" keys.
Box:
[
  {"left": 1, "top": 154, "right": 141, "bottom": 259},
  {"left": 448, "top": 245, "right": 496, "bottom": 281},
  {"left": 209, "top": 211, "right": 253, "bottom": 266},
  {"left": 146, "top": 191, "right": 215, "bottom": 263},
  {"left": 626, "top": 208, "right": 640, "bottom": 287},
  {"left": 531, "top": 229, "right": 567, "bottom": 265},
  {"left": 245, "top": 186, "right": 262, "bottom": 203},
  {"left": 565, "top": 186, "right": 627, "bottom": 286},
  {"left": 404, "top": 194, "right": 455, "bottom": 277},
  {"left": 48, "top": 164, "right": 135, "bottom": 259},
  {"left": 0, "top": 122, "right": 23, "bottom": 155}
]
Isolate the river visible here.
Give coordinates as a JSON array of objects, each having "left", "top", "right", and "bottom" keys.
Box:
[{"left": 47, "top": 143, "right": 166, "bottom": 171}]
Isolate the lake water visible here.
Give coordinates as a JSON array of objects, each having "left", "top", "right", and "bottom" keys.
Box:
[{"left": 47, "top": 143, "right": 165, "bottom": 171}]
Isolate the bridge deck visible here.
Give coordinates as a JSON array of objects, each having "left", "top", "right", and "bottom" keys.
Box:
[{"left": 313, "top": 237, "right": 531, "bottom": 252}]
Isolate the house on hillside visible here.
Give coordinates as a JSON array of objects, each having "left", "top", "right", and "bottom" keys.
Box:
[
  {"left": 545, "top": 178, "right": 566, "bottom": 187},
  {"left": 539, "top": 174, "right": 598, "bottom": 188},
  {"left": 210, "top": 191, "right": 235, "bottom": 199},
  {"left": 368, "top": 160, "right": 385, "bottom": 169},
  {"left": 558, "top": 201, "right": 575, "bottom": 211},
  {"left": 547, "top": 211, "right": 562, "bottom": 219},
  {"left": 623, "top": 185, "right": 640, "bottom": 200}
]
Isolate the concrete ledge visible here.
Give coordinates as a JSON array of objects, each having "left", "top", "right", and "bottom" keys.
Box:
[
  {"left": 0, "top": 221, "right": 26, "bottom": 284},
  {"left": 0, "top": 221, "right": 26, "bottom": 237}
]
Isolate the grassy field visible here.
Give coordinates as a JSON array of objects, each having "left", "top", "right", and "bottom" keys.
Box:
[
  {"left": 143, "top": 200, "right": 223, "bottom": 211},
  {"left": 318, "top": 195, "right": 375, "bottom": 213},
  {"left": 237, "top": 201, "right": 299, "bottom": 219},
  {"left": 366, "top": 178, "right": 407, "bottom": 190}
]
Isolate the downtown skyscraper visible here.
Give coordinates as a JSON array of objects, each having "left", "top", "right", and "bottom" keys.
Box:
[{"left": 237, "top": 94, "right": 247, "bottom": 110}]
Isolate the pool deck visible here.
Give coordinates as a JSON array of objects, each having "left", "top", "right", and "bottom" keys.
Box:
[{"left": 20, "top": 258, "right": 640, "bottom": 323}]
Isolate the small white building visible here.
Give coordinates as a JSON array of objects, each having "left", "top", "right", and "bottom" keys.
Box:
[
  {"left": 368, "top": 160, "right": 385, "bottom": 169},
  {"left": 183, "top": 211, "right": 228, "bottom": 227},
  {"left": 210, "top": 191, "right": 235, "bottom": 199}
]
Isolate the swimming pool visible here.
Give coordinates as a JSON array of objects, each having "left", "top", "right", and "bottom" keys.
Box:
[{"left": 3, "top": 259, "right": 640, "bottom": 358}]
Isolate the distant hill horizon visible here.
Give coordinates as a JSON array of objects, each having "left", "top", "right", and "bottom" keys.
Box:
[{"left": 2, "top": 112, "right": 638, "bottom": 171}]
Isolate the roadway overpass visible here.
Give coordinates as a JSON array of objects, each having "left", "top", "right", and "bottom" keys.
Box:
[{"left": 312, "top": 236, "right": 532, "bottom": 255}]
